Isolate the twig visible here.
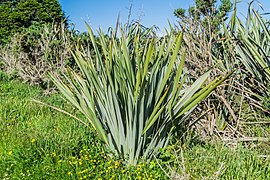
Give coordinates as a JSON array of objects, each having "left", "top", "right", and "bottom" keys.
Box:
[
  {"left": 233, "top": 91, "right": 244, "bottom": 136},
  {"left": 239, "top": 121, "right": 270, "bottom": 125},
  {"left": 223, "top": 137, "right": 270, "bottom": 142},
  {"left": 32, "top": 99, "right": 90, "bottom": 129},
  {"left": 214, "top": 93, "right": 238, "bottom": 123},
  {"left": 214, "top": 162, "right": 225, "bottom": 179},
  {"left": 153, "top": 155, "right": 171, "bottom": 178},
  {"left": 250, "top": 102, "right": 270, "bottom": 115}
]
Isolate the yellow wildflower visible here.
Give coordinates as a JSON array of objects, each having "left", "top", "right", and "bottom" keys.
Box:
[
  {"left": 115, "top": 161, "right": 120, "bottom": 167},
  {"left": 31, "top": 139, "right": 36, "bottom": 143}
]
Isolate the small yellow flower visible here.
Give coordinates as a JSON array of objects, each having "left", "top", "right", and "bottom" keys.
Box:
[
  {"left": 31, "top": 138, "right": 36, "bottom": 143},
  {"left": 8, "top": 151, "right": 12, "bottom": 155},
  {"left": 121, "top": 170, "right": 126, "bottom": 173},
  {"left": 51, "top": 152, "right": 56, "bottom": 157},
  {"left": 79, "top": 161, "right": 82, "bottom": 165},
  {"left": 68, "top": 172, "right": 72, "bottom": 175}
]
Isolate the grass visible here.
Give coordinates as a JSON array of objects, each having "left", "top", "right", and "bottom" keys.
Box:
[
  {"left": 163, "top": 142, "right": 270, "bottom": 179},
  {"left": 1, "top": 71, "right": 270, "bottom": 179},
  {"left": 0, "top": 72, "right": 166, "bottom": 179}
]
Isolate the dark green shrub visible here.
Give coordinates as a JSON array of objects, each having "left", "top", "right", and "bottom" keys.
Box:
[{"left": 0, "top": 0, "right": 65, "bottom": 44}]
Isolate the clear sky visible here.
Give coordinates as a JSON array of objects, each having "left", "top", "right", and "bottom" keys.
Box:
[{"left": 58, "top": 0, "right": 270, "bottom": 33}]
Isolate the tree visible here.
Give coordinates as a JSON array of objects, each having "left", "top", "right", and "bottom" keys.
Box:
[
  {"left": 174, "top": 0, "right": 232, "bottom": 32},
  {"left": 0, "top": 0, "right": 65, "bottom": 44}
]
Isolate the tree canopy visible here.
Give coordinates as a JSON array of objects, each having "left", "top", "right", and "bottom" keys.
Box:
[
  {"left": 0, "top": 0, "right": 65, "bottom": 44},
  {"left": 174, "top": 0, "right": 232, "bottom": 31}
]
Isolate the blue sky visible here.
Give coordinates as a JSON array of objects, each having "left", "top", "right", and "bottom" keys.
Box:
[{"left": 59, "top": 0, "right": 270, "bottom": 33}]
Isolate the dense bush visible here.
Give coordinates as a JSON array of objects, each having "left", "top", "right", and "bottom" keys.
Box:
[
  {"left": 0, "top": 0, "right": 65, "bottom": 44},
  {"left": 0, "top": 22, "right": 74, "bottom": 88}
]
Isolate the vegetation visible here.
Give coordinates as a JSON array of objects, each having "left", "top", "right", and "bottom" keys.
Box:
[
  {"left": 0, "top": 22, "right": 74, "bottom": 88},
  {"left": 0, "top": 0, "right": 65, "bottom": 44},
  {"left": 174, "top": 0, "right": 232, "bottom": 32},
  {"left": 236, "top": 7, "right": 270, "bottom": 95},
  {"left": 0, "top": 0, "right": 270, "bottom": 178},
  {"left": 51, "top": 24, "right": 229, "bottom": 165},
  {"left": 1, "top": 72, "right": 269, "bottom": 179},
  {"left": 0, "top": 72, "right": 167, "bottom": 179}
]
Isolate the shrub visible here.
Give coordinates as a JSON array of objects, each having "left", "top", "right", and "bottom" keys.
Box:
[
  {"left": 0, "top": 22, "right": 74, "bottom": 89},
  {"left": 0, "top": 0, "right": 65, "bottom": 44}
]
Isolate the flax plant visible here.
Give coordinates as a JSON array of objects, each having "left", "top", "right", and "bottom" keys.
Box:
[
  {"left": 236, "top": 5, "right": 270, "bottom": 92},
  {"left": 51, "top": 24, "right": 228, "bottom": 165}
]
